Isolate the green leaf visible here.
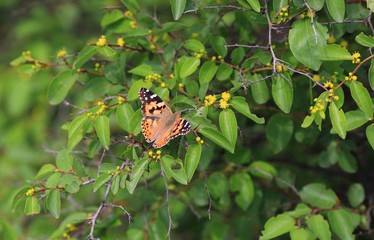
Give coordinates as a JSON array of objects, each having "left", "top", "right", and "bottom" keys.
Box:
[
  {"left": 338, "top": 151, "right": 357, "bottom": 173},
  {"left": 126, "top": 158, "right": 151, "bottom": 194},
  {"left": 95, "top": 115, "right": 110, "bottom": 150},
  {"left": 180, "top": 57, "right": 200, "bottom": 78},
  {"left": 47, "top": 69, "right": 79, "bottom": 105},
  {"left": 170, "top": 0, "right": 186, "bottom": 20},
  {"left": 24, "top": 197, "right": 40, "bottom": 216},
  {"left": 127, "top": 80, "right": 152, "bottom": 101},
  {"left": 260, "top": 214, "right": 295, "bottom": 240},
  {"left": 266, "top": 114, "right": 294, "bottom": 153},
  {"left": 199, "top": 61, "right": 218, "bottom": 84},
  {"left": 101, "top": 9, "right": 123, "bottom": 27},
  {"left": 47, "top": 190, "right": 61, "bottom": 219},
  {"left": 65, "top": 181, "right": 80, "bottom": 194},
  {"left": 300, "top": 183, "right": 337, "bottom": 209},
  {"left": 306, "top": 215, "right": 331, "bottom": 240},
  {"left": 348, "top": 183, "right": 365, "bottom": 207},
  {"left": 84, "top": 77, "right": 111, "bottom": 101},
  {"left": 230, "top": 47, "right": 245, "bottom": 65},
  {"left": 68, "top": 115, "right": 92, "bottom": 151},
  {"left": 36, "top": 164, "right": 56, "bottom": 179},
  {"left": 350, "top": 81, "right": 373, "bottom": 119},
  {"left": 246, "top": 0, "right": 261, "bottom": 12},
  {"left": 289, "top": 20, "right": 328, "bottom": 70},
  {"left": 211, "top": 36, "right": 228, "bottom": 57},
  {"left": 355, "top": 32, "right": 374, "bottom": 47},
  {"left": 306, "top": 0, "right": 325, "bottom": 10},
  {"left": 184, "top": 143, "right": 202, "bottom": 182},
  {"left": 160, "top": 155, "right": 188, "bottom": 185},
  {"left": 301, "top": 115, "right": 315, "bottom": 128},
  {"left": 128, "top": 64, "right": 153, "bottom": 77},
  {"left": 207, "top": 172, "right": 229, "bottom": 199},
  {"left": 366, "top": 125, "right": 374, "bottom": 150},
  {"left": 46, "top": 173, "right": 61, "bottom": 188},
  {"left": 290, "top": 228, "right": 316, "bottom": 240},
  {"left": 329, "top": 102, "right": 346, "bottom": 139},
  {"left": 326, "top": 0, "right": 345, "bottom": 22},
  {"left": 345, "top": 110, "right": 369, "bottom": 131},
  {"left": 327, "top": 209, "right": 360, "bottom": 240},
  {"left": 216, "top": 63, "right": 233, "bottom": 80},
  {"left": 219, "top": 109, "right": 238, "bottom": 147},
  {"left": 200, "top": 127, "right": 234, "bottom": 153},
  {"left": 272, "top": 74, "right": 293, "bottom": 113},
  {"left": 111, "top": 175, "right": 120, "bottom": 195},
  {"left": 116, "top": 103, "right": 134, "bottom": 133},
  {"left": 287, "top": 204, "right": 312, "bottom": 218},
  {"left": 129, "top": 109, "right": 142, "bottom": 135},
  {"left": 73, "top": 45, "right": 97, "bottom": 69},
  {"left": 12, "top": 187, "right": 29, "bottom": 211},
  {"left": 251, "top": 78, "right": 269, "bottom": 104},
  {"left": 249, "top": 161, "right": 278, "bottom": 180},
  {"left": 369, "top": 59, "right": 374, "bottom": 90},
  {"left": 56, "top": 150, "right": 73, "bottom": 171},
  {"left": 320, "top": 44, "right": 352, "bottom": 61},
  {"left": 97, "top": 45, "right": 117, "bottom": 58},
  {"left": 229, "top": 173, "right": 254, "bottom": 210},
  {"left": 231, "top": 96, "right": 265, "bottom": 124},
  {"left": 73, "top": 159, "right": 86, "bottom": 177},
  {"left": 184, "top": 39, "right": 205, "bottom": 52},
  {"left": 93, "top": 173, "right": 111, "bottom": 192}
]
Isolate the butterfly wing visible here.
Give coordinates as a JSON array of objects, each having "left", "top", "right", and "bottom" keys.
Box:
[
  {"left": 138, "top": 88, "right": 172, "bottom": 143},
  {"left": 153, "top": 116, "right": 191, "bottom": 148}
]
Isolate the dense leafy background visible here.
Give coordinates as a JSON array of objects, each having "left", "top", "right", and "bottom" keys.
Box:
[{"left": 2, "top": 0, "right": 374, "bottom": 239}]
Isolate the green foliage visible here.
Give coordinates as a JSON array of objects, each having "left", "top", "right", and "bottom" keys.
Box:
[{"left": 4, "top": 0, "right": 374, "bottom": 239}]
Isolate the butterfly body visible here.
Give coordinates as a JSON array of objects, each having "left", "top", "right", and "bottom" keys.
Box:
[{"left": 138, "top": 88, "right": 191, "bottom": 148}]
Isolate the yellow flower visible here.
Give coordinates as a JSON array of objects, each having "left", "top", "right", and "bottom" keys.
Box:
[
  {"left": 161, "top": 82, "right": 166, "bottom": 88},
  {"left": 204, "top": 95, "right": 217, "bottom": 106},
  {"left": 117, "top": 96, "right": 125, "bottom": 104},
  {"left": 26, "top": 188, "right": 35, "bottom": 196},
  {"left": 221, "top": 92, "right": 231, "bottom": 101},
  {"left": 352, "top": 51, "right": 361, "bottom": 64},
  {"left": 148, "top": 150, "right": 153, "bottom": 157},
  {"left": 96, "top": 35, "right": 107, "bottom": 47},
  {"left": 156, "top": 150, "right": 161, "bottom": 155},
  {"left": 196, "top": 136, "right": 201, "bottom": 142},
  {"left": 219, "top": 99, "right": 229, "bottom": 109},
  {"left": 124, "top": 11, "right": 133, "bottom": 18},
  {"left": 276, "top": 64, "right": 283, "bottom": 72},
  {"left": 117, "top": 38, "right": 125, "bottom": 47},
  {"left": 56, "top": 48, "right": 67, "bottom": 59},
  {"left": 178, "top": 83, "right": 183, "bottom": 88},
  {"left": 328, "top": 35, "right": 336, "bottom": 44},
  {"left": 313, "top": 74, "right": 321, "bottom": 82}
]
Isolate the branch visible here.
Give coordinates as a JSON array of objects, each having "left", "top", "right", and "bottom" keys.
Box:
[
  {"left": 184, "top": 5, "right": 249, "bottom": 14},
  {"left": 160, "top": 167, "right": 172, "bottom": 240}
]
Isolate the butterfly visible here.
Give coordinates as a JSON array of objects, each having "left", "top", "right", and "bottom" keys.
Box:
[{"left": 138, "top": 88, "right": 191, "bottom": 148}]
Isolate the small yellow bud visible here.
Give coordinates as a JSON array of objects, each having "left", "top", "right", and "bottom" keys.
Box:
[
  {"left": 117, "top": 37, "right": 125, "bottom": 47},
  {"left": 96, "top": 35, "right": 107, "bottom": 47},
  {"left": 178, "top": 83, "right": 183, "bottom": 88},
  {"left": 156, "top": 150, "right": 161, "bottom": 155},
  {"left": 161, "top": 82, "right": 166, "bottom": 88},
  {"left": 196, "top": 136, "right": 201, "bottom": 142}
]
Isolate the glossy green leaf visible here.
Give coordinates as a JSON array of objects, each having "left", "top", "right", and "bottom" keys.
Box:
[
  {"left": 46, "top": 173, "right": 61, "bottom": 188},
  {"left": 337, "top": 151, "right": 357, "bottom": 173},
  {"left": 111, "top": 175, "right": 120, "bottom": 195},
  {"left": 116, "top": 103, "right": 134, "bottom": 133},
  {"left": 73, "top": 45, "right": 97, "bottom": 69},
  {"left": 350, "top": 81, "right": 373, "bottom": 119},
  {"left": 230, "top": 47, "right": 245, "bottom": 65},
  {"left": 128, "top": 64, "right": 153, "bottom": 77},
  {"left": 229, "top": 173, "right": 254, "bottom": 210},
  {"left": 260, "top": 214, "right": 295, "bottom": 240},
  {"left": 93, "top": 173, "right": 111, "bottom": 192},
  {"left": 101, "top": 9, "right": 123, "bottom": 27},
  {"left": 320, "top": 44, "right": 352, "bottom": 61},
  {"left": 219, "top": 109, "right": 238, "bottom": 147},
  {"left": 99, "top": 163, "right": 117, "bottom": 173},
  {"left": 127, "top": 80, "right": 152, "bottom": 101},
  {"left": 207, "top": 172, "right": 229, "bottom": 199},
  {"left": 366, "top": 125, "right": 374, "bottom": 150},
  {"left": 326, "top": 0, "right": 345, "bottom": 22},
  {"left": 216, "top": 63, "right": 233, "bottom": 80},
  {"left": 56, "top": 150, "right": 73, "bottom": 171},
  {"left": 287, "top": 204, "right": 312, "bottom": 218},
  {"left": 65, "top": 181, "right": 80, "bottom": 194},
  {"left": 272, "top": 74, "right": 293, "bottom": 113},
  {"left": 68, "top": 115, "right": 92, "bottom": 151},
  {"left": 95, "top": 115, "right": 110, "bottom": 150},
  {"left": 12, "top": 187, "right": 29, "bottom": 211},
  {"left": 180, "top": 57, "right": 200, "bottom": 78},
  {"left": 36, "top": 164, "right": 56, "bottom": 179},
  {"left": 249, "top": 161, "right": 278, "bottom": 180},
  {"left": 199, "top": 61, "right": 218, "bottom": 84},
  {"left": 355, "top": 32, "right": 374, "bottom": 47},
  {"left": 246, "top": 0, "right": 261, "bottom": 12},
  {"left": 251, "top": 79, "right": 269, "bottom": 104},
  {"left": 329, "top": 102, "right": 346, "bottom": 139},
  {"left": 185, "top": 143, "right": 202, "bottom": 182},
  {"left": 97, "top": 45, "right": 117, "bottom": 58},
  {"left": 369, "top": 59, "right": 374, "bottom": 90},
  {"left": 47, "top": 69, "right": 79, "bottom": 105},
  {"left": 170, "top": 0, "right": 186, "bottom": 20},
  {"left": 300, "top": 183, "right": 337, "bottom": 209},
  {"left": 184, "top": 39, "right": 205, "bottom": 52},
  {"left": 84, "top": 77, "right": 111, "bottom": 101},
  {"left": 200, "top": 127, "right": 234, "bottom": 153},
  {"left": 266, "top": 114, "right": 294, "bottom": 153},
  {"left": 47, "top": 190, "right": 61, "bottom": 219},
  {"left": 306, "top": 0, "right": 325, "bottom": 10},
  {"left": 211, "top": 36, "right": 227, "bottom": 57},
  {"left": 289, "top": 20, "right": 328, "bottom": 70},
  {"left": 72, "top": 159, "right": 85, "bottom": 177},
  {"left": 231, "top": 96, "right": 265, "bottom": 124},
  {"left": 24, "top": 197, "right": 40, "bottom": 216},
  {"left": 129, "top": 109, "right": 142, "bottom": 135},
  {"left": 273, "top": 0, "right": 288, "bottom": 11},
  {"left": 327, "top": 209, "right": 360, "bottom": 240},
  {"left": 126, "top": 158, "right": 151, "bottom": 194},
  {"left": 290, "top": 228, "right": 316, "bottom": 240},
  {"left": 345, "top": 110, "right": 369, "bottom": 131},
  {"left": 161, "top": 155, "right": 188, "bottom": 185},
  {"left": 306, "top": 215, "right": 331, "bottom": 240},
  {"left": 348, "top": 183, "right": 365, "bottom": 207},
  {"left": 301, "top": 115, "right": 315, "bottom": 128}
]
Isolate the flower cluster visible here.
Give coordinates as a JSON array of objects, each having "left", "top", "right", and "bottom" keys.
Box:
[
  {"left": 86, "top": 100, "right": 108, "bottom": 119},
  {"left": 148, "top": 150, "right": 162, "bottom": 160},
  {"left": 96, "top": 35, "right": 107, "bottom": 47},
  {"left": 204, "top": 95, "right": 217, "bottom": 106},
  {"left": 276, "top": 7, "right": 289, "bottom": 23},
  {"left": 309, "top": 81, "right": 339, "bottom": 115},
  {"left": 145, "top": 73, "right": 162, "bottom": 82},
  {"left": 204, "top": 92, "right": 231, "bottom": 109},
  {"left": 108, "top": 166, "right": 121, "bottom": 176},
  {"left": 344, "top": 72, "right": 358, "bottom": 81},
  {"left": 117, "top": 37, "right": 125, "bottom": 47},
  {"left": 351, "top": 52, "right": 361, "bottom": 64},
  {"left": 56, "top": 48, "right": 67, "bottom": 59},
  {"left": 211, "top": 55, "right": 224, "bottom": 63},
  {"left": 26, "top": 188, "right": 35, "bottom": 196},
  {"left": 117, "top": 96, "right": 125, "bottom": 104},
  {"left": 194, "top": 49, "right": 207, "bottom": 59},
  {"left": 195, "top": 136, "right": 204, "bottom": 145}
]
